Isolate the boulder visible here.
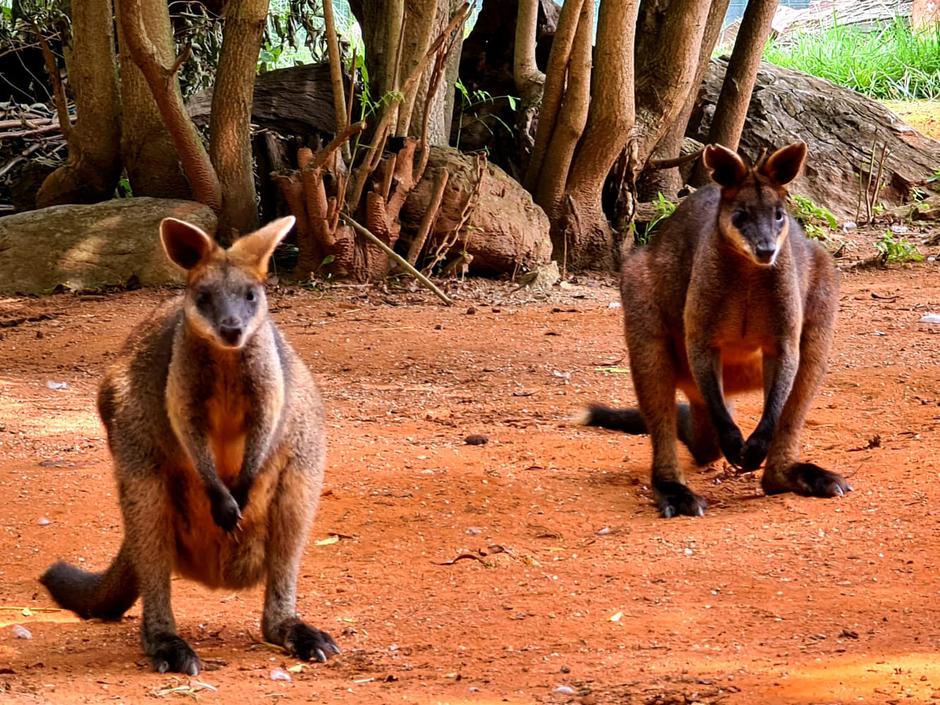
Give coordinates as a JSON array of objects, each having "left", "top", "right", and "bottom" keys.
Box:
[
  {"left": 400, "top": 146, "right": 552, "bottom": 276},
  {"left": 691, "top": 58, "right": 940, "bottom": 219},
  {"left": 0, "top": 198, "right": 216, "bottom": 295}
]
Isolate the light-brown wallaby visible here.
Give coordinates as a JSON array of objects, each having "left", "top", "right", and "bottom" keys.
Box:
[
  {"left": 40, "top": 216, "right": 339, "bottom": 674},
  {"left": 583, "top": 142, "right": 851, "bottom": 518}
]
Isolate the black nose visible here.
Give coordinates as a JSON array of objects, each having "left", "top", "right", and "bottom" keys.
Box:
[
  {"left": 754, "top": 245, "right": 776, "bottom": 263},
  {"left": 219, "top": 325, "right": 242, "bottom": 345}
]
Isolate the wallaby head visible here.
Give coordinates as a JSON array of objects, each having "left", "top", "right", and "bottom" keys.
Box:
[
  {"left": 160, "top": 216, "right": 295, "bottom": 350},
  {"left": 703, "top": 142, "right": 807, "bottom": 267}
]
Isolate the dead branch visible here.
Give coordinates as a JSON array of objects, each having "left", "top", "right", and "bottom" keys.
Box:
[
  {"left": 647, "top": 148, "right": 703, "bottom": 171},
  {"left": 406, "top": 167, "right": 449, "bottom": 265},
  {"left": 34, "top": 26, "right": 70, "bottom": 143},
  {"left": 425, "top": 153, "right": 486, "bottom": 274},
  {"left": 311, "top": 120, "right": 366, "bottom": 170},
  {"left": 341, "top": 213, "right": 453, "bottom": 305}
]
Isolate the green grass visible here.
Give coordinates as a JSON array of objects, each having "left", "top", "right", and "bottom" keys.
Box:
[{"left": 764, "top": 18, "right": 940, "bottom": 100}]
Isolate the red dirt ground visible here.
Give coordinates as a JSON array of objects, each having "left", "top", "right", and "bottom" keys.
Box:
[{"left": 0, "top": 261, "right": 939, "bottom": 704}]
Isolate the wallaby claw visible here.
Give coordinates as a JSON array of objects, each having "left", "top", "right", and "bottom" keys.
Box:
[
  {"left": 209, "top": 488, "right": 241, "bottom": 533},
  {"left": 742, "top": 432, "right": 771, "bottom": 471},
  {"left": 717, "top": 426, "right": 746, "bottom": 469},
  {"left": 286, "top": 621, "right": 340, "bottom": 663}
]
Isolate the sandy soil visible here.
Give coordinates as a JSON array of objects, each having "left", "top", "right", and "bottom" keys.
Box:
[
  {"left": 883, "top": 100, "right": 940, "bottom": 140},
  {"left": 0, "top": 259, "right": 939, "bottom": 704}
]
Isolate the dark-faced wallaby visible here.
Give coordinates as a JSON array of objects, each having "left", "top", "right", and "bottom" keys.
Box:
[
  {"left": 583, "top": 142, "right": 851, "bottom": 518},
  {"left": 41, "top": 216, "right": 339, "bottom": 674}
]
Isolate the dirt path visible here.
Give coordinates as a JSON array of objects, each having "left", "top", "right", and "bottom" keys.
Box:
[{"left": 0, "top": 264, "right": 939, "bottom": 704}]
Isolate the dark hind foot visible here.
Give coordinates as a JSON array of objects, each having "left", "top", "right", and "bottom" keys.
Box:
[
  {"left": 653, "top": 480, "right": 708, "bottom": 518},
  {"left": 149, "top": 634, "right": 201, "bottom": 675},
  {"left": 285, "top": 621, "right": 341, "bottom": 663},
  {"left": 742, "top": 430, "right": 771, "bottom": 471},
  {"left": 762, "top": 462, "right": 853, "bottom": 497}
]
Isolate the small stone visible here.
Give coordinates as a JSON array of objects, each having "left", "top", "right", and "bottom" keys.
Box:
[
  {"left": 466, "top": 306, "right": 477, "bottom": 315},
  {"left": 434, "top": 323, "right": 444, "bottom": 330},
  {"left": 465, "top": 527, "right": 482, "bottom": 536},
  {"left": 554, "top": 685, "right": 576, "bottom": 696},
  {"left": 920, "top": 313, "right": 940, "bottom": 324},
  {"left": 12, "top": 625, "right": 31, "bottom": 640},
  {"left": 35, "top": 330, "right": 44, "bottom": 339},
  {"left": 269, "top": 667, "right": 291, "bottom": 682},
  {"left": 580, "top": 696, "right": 597, "bottom": 705},
  {"left": 37, "top": 517, "right": 51, "bottom": 526},
  {"left": 464, "top": 434, "right": 489, "bottom": 446},
  {"left": 560, "top": 665, "right": 571, "bottom": 674}
]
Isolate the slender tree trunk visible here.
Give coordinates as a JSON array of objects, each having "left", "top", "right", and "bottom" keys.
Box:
[
  {"left": 210, "top": 0, "right": 268, "bottom": 239},
  {"left": 637, "top": 0, "right": 729, "bottom": 199},
  {"left": 561, "top": 0, "right": 638, "bottom": 270},
  {"left": 37, "top": 0, "right": 122, "bottom": 207},
  {"left": 534, "top": 0, "right": 592, "bottom": 224},
  {"left": 513, "top": 0, "right": 545, "bottom": 161},
  {"left": 114, "top": 0, "right": 191, "bottom": 198},
  {"left": 524, "top": 0, "right": 585, "bottom": 192},
  {"left": 701, "top": 0, "right": 779, "bottom": 155},
  {"left": 117, "top": 0, "right": 222, "bottom": 212}
]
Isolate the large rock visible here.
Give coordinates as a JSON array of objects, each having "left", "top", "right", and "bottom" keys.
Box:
[
  {"left": 400, "top": 146, "right": 552, "bottom": 275},
  {"left": 691, "top": 58, "right": 940, "bottom": 219},
  {"left": 0, "top": 198, "right": 217, "bottom": 294}
]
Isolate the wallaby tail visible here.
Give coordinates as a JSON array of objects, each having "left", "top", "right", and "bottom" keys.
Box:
[
  {"left": 40, "top": 542, "right": 139, "bottom": 621},
  {"left": 580, "top": 403, "right": 698, "bottom": 448},
  {"left": 578, "top": 403, "right": 648, "bottom": 434}
]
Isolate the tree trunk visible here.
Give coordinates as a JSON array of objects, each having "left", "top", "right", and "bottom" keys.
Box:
[
  {"left": 534, "top": 0, "right": 592, "bottom": 225},
  {"left": 561, "top": 0, "right": 638, "bottom": 270},
  {"left": 513, "top": 0, "right": 545, "bottom": 163},
  {"left": 114, "top": 0, "right": 191, "bottom": 198},
  {"left": 693, "top": 0, "right": 779, "bottom": 186},
  {"left": 37, "top": 0, "right": 122, "bottom": 207},
  {"left": 209, "top": 0, "right": 268, "bottom": 239},
  {"left": 117, "top": 0, "right": 222, "bottom": 212},
  {"left": 637, "top": 0, "right": 729, "bottom": 199}
]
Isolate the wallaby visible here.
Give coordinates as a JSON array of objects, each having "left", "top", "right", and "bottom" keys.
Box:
[
  {"left": 582, "top": 142, "right": 851, "bottom": 518},
  {"left": 40, "top": 216, "right": 339, "bottom": 674}
]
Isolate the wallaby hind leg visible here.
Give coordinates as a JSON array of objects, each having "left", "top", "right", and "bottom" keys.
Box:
[
  {"left": 627, "top": 334, "right": 708, "bottom": 518},
  {"left": 120, "top": 470, "right": 201, "bottom": 675},
  {"left": 261, "top": 462, "right": 340, "bottom": 662},
  {"left": 761, "top": 290, "right": 851, "bottom": 497}
]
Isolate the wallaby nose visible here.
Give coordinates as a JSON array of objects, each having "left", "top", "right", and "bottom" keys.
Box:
[
  {"left": 219, "top": 325, "right": 242, "bottom": 346},
  {"left": 754, "top": 245, "right": 776, "bottom": 264}
]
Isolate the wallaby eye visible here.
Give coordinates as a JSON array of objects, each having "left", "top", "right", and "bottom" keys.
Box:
[
  {"left": 195, "top": 290, "right": 212, "bottom": 309},
  {"left": 245, "top": 289, "right": 256, "bottom": 303},
  {"left": 775, "top": 208, "right": 785, "bottom": 222},
  {"left": 731, "top": 211, "right": 748, "bottom": 229}
]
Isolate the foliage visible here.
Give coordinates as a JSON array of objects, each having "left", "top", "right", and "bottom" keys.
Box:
[
  {"left": 171, "top": 1, "right": 224, "bottom": 97},
  {"left": 790, "top": 193, "right": 837, "bottom": 240},
  {"left": 765, "top": 18, "right": 940, "bottom": 100},
  {"left": 454, "top": 79, "right": 518, "bottom": 151},
  {"left": 632, "top": 192, "right": 677, "bottom": 246},
  {"left": 874, "top": 230, "right": 924, "bottom": 264}
]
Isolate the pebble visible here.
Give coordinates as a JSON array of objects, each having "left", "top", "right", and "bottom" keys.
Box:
[
  {"left": 37, "top": 517, "right": 51, "bottom": 526},
  {"left": 464, "top": 434, "right": 489, "bottom": 446},
  {"left": 269, "top": 668, "right": 291, "bottom": 682},
  {"left": 920, "top": 313, "right": 940, "bottom": 324},
  {"left": 12, "top": 625, "right": 32, "bottom": 640},
  {"left": 554, "top": 685, "right": 576, "bottom": 696}
]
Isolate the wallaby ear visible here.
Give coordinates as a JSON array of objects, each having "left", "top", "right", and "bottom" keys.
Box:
[
  {"left": 229, "top": 216, "right": 296, "bottom": 278},
  {"left": 703, "top": 144, "right": 749, "bottom": 188},
  {"left": 160, "top": 218, "right": 216, "bottom": 270},
  {"left": 759, "top": 141, "right": 807, "bottom": 186}
]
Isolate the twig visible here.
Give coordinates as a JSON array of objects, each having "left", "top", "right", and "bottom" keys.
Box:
[
  {"left": 340, "top": 213, "right": 453, "bottom": 305},
  {"left": 33, "top": 25, "right": 70, "bottom": 143},
  {"left": 310, "top": 121, "right": 366, "bottom": 170},
  {"left": 0, "top": 141, "right": 44, "bottom": 178},
  {"left": 647, "top": 148, "right": 703, "bottom": 171},
  {"left": 868, "top": 142, "right": 888, "bottom": 221},
  {"left": 864, "top": 140, "right": 876, "bottom": 224},
  {"left": 425, "top": 153, "right": 485, "bottom": 274},
  {"left": 0, "top": 122, "right": 73, "bottom": 140}
]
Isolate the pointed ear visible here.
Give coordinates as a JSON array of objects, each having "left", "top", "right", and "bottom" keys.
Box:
[
  {"left": 160, "top": 218, "right": 216, "bottom": 270},
  {"left": 760, "top": 142, "right": 807, "bottom": 186},
  {"left": 228, "top": 216, "right": 295, "bottom": 279},
  {"left": 703, "top": 144, "right": 749, "bottom": 188}
]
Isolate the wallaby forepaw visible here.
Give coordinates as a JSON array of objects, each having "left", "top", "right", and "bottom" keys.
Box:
[
  {"left": 763, "top": 463, "right": 852, "bottom": 498},
  {"left": 150, "top": 635, "right": 201, "bottom": 675},
  {"left": 654, "top": 480, "right": 707, "bottom": 519},
  {"left": 286, "top": 622, "right": 341, "bottom": 663},
  {"left": 209, "top": 489, "right": 242, "bottom": 532},
  {"left": 718, "top": 426, "right": 746, "bottom": 469},
  {"left": 742, "top": 433, "right": 771, "bottom": 471}
]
